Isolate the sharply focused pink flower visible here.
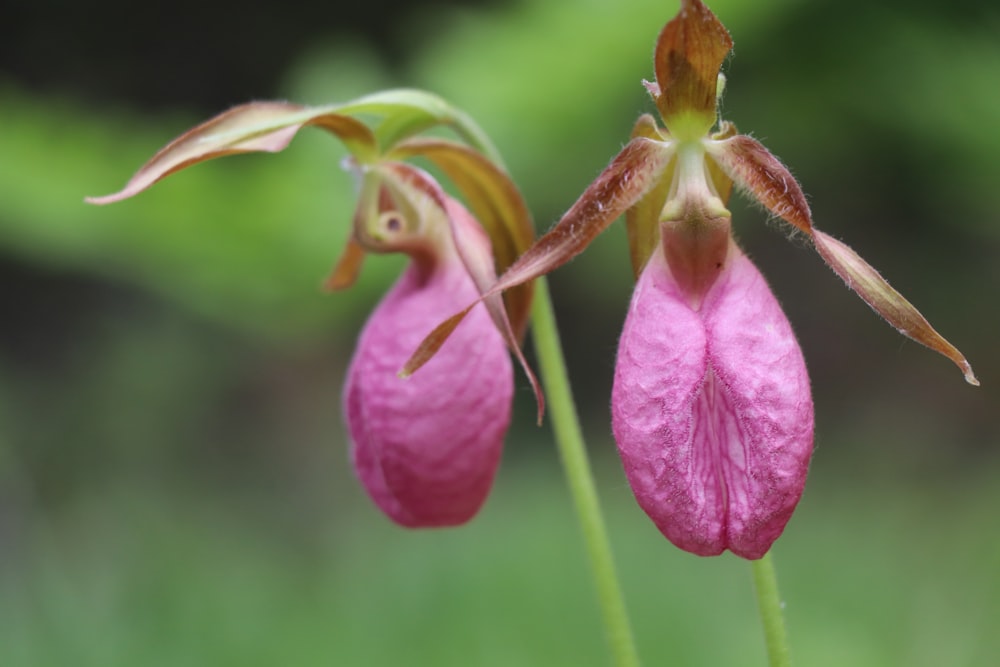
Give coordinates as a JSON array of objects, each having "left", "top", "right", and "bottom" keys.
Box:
[
  {"left": 86, "top": 92, "right": 539, "bottom": 527},
  {"left": 421, "top": 0, "right": 977, "bottom": 557},
  {"left": 612, "top": 241, "right": 812, "bottom": 558}
]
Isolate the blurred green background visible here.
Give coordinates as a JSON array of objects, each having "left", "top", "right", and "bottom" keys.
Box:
[{"left": 2, "top": 0, "right": 998, "bottom": 664}]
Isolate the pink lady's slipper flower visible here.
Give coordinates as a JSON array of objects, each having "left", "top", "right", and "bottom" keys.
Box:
[
  {"left": 417, "top": 0, "right": 977, "bottom": 557},
  {"left": 87, "top": 92, "right": 540, "bottom": 527}
]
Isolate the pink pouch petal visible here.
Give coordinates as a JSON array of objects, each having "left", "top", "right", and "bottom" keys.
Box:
[
  {"left": 344, "top": 256, "right": 513, "bottom": 527},
  {"left": 612, "top": 245, "right": 813, "bottom": 558}
]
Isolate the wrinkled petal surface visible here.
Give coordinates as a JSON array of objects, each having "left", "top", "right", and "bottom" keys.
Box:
[
  {"left": 612, "top": 246, "right": 813, "bottom": 558},
  {"left": 345, "top": 255, "right": 513, "bottom": 527}
]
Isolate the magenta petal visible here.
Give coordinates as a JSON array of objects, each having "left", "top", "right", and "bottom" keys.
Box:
[
  {"left": 612, "top": 246, "right": 813, "bottom": 558},
  {"left": 344, "top": 256, "right": 513, "bottom": 527}
]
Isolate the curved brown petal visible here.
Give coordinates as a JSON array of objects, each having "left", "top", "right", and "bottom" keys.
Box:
[
  {"left": 85, "top": 103, "right": 376, "bottom": 204},
  {"left": 491, "top": 136, "right": 674, "bottom": 294},
  {"left": 709, "top": 134, "right": 979, "bottom": 385},
  {"left": 813, "top": 231, "right": 979, "bottom": 386},
  {"left": 403, "top": 136, "right": 674, "bottom": 405}
]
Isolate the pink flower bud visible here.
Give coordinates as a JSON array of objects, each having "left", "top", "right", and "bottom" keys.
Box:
[
  {"left": 612, "top": 240, "right": 813, "bottom": 559},
  {"left": 344, "top": 250, "right": 513, "bottom": 527}
]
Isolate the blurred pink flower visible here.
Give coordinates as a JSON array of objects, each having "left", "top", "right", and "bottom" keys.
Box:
[
  {"left": 345, "top": 194, "right": 514, "bottom": 527},
  {"left": 86, "top": 94, "right": 540, "bottom": 527}
]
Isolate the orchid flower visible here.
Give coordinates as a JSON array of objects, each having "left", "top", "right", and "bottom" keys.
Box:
[
  {"left": 86, "top": 91, "right": 540, "bottom": 527},
  {"left": 414, "top": 0, "right": 977, "bottom": 557}
]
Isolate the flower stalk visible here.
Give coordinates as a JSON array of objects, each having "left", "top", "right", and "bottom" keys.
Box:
[
  {"left": 751, "top": 552, "right": 793, "bottom": 667},
  {"left": 530, "top": 277, "right": 640, "bottom": 667}
]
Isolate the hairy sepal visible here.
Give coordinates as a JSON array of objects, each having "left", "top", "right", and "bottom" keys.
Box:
[
  {"left": 813, "top": 231, "right": 979, "bottom": 385},
  {"left": 708, "top": 135, "right": 978, "bottom": 385}
]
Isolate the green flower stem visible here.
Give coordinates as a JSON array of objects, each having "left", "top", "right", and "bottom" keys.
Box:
[
  {"left": 530, "top": 277, "right": 640, "bottom": 667},
  {"left": 751, "top": 552, "right": 793, "bottom": 667}
]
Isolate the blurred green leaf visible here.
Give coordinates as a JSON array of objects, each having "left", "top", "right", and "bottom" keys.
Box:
[{"left": 2, "top": 462, "right": 999, "bottom": 666}]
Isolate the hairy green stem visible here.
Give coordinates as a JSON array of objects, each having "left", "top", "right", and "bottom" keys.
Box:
[
  {"left": 751, "top": 552, "right": 793, "bottom": 667},
  {"left": 530, "top": 277, "right": 641, "bottom": 667}
]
